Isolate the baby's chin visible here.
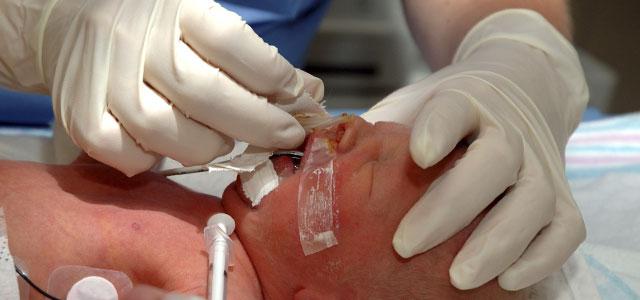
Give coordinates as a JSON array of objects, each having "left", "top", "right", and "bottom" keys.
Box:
[{"left": 220, "top": 180, "right": 255, "bottom": 213}]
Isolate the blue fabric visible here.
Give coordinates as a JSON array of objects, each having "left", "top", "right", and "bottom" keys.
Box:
[
  {"left": 0, "top": 0, "right": 330, "bottom": 127},
  {"left": 582, "top": 106, "right": 607, "bottom": 122},
  {"left": 0, "top": 88, "right": 52, "bottom": 126},
  {"left": 217, "top": 0, "right": 330, "bottom": 67}
]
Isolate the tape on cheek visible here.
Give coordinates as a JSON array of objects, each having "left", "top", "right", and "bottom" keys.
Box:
[
  {"left": 238, "top": 114, "right": 349, "bottom": 207},
  {"left": 297, "top": 137, "right": 338, "bottom": 256},
  {"left": 239, "top": 160, "right": 279, "bottom": 207}
]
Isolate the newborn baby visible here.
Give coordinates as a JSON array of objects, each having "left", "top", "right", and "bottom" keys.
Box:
[{"left": 0, "top": 117, "right": 524, "bottom": 299}]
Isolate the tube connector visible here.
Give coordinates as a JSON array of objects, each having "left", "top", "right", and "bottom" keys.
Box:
[{"left": 204, "top": 213, "right": 235, "bottom": 300}]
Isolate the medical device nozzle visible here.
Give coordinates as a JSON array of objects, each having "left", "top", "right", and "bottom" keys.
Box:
[
  {"left": 159, "top": 150, "right": 304, "bottom": 177},
  {"left": 207, "top": 213, "right": 235, "bottom": 235},
  {"left": 204, "top": 213, "right": 235, "bottom": 300}
]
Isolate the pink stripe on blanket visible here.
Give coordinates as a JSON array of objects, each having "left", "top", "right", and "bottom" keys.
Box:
[
  {"left": 566, "top": 156, "right": 640, "bottom": 165},
  {"left": 569, "top": 134, "right": 640, "bottom": 144}
]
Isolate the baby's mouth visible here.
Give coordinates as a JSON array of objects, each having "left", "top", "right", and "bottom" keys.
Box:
[
  {"left": 270, "top": 153, "right": 301, "bottom": 178},
  {"left": 270, "top": 117, "right": 350, "bottom": 179},
  {"left": 238, "top": 115, "right": 354, "bottom": 207}
]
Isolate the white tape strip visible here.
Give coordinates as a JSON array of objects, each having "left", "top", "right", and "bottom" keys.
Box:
[{"left": 239, "top": 160, "right": 279, "bottom": 207}]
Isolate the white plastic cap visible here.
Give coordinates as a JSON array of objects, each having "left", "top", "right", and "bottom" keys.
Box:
[
  {"left": 207, "top": 213, "right": 235, "bottom": 235},
  {"left": 67, "top": 276, "right": 118, "bottom": 300}
]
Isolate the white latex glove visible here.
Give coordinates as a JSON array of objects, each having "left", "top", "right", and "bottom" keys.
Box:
[
  {"left": 0, "top": 0, "right": 323, "bottom": 176},
  {"left": 363, "top": 9, "right": 588, "bottom": 291}
]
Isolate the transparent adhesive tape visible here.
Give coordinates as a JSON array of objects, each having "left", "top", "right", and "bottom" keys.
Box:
[
  {"left": 240, "top": 114, "right": 346, "bottom": 208},
  {"left": 297, "top": 136, "right": 338, "bottom": 256},
  {"left": 47, "top": 265, "right": 132, "bottom": 298}
]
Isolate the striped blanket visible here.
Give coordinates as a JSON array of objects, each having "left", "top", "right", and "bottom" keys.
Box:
[
  {"left": 563, "top": 112, "right": 640, "bottom": 300},
  {"left": 567, "top": 112, "right": 640, "bottom": 181}
]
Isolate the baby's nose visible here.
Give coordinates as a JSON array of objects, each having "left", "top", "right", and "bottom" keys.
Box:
[{"left": 337, "top": 116, "right": 370, "bottom": 153}]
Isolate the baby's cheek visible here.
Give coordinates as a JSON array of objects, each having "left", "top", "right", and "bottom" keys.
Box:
[
  {"left": 224, "top": 181, "right": 303, "bottom": 262},
  {"left": 334, "top": 161, "right": 374, "bottom": 227},
  {"left": 332, "top": 162, "right": 393, "bottom": 258}
]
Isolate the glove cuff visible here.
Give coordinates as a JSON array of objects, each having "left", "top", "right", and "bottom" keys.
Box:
[
  {"left": 0, "top": 0, "right": 60, "bottom": 93},
  {"left": 452, "top": 9, "right": 589, "bottom": 148}
]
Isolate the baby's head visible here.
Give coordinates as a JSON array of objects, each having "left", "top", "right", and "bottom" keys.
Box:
[{"left": 223, "top": 116, "right": 524, "bottom": 299}]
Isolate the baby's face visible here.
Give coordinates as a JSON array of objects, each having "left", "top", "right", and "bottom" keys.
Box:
[{"left": 223, "top": 117, "right": 516, "bottom": 299}]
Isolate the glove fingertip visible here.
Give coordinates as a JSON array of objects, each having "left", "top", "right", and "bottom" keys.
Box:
[
  {"left": 121, "top": 165, "right": 152, "bottom": 177},
  {"left": 275, "top": 68, "right": 306, "bottom": 101},
  {"left": 498, "top": 272, "right": 524, "bottom": 291},
  {"left": 102, "top": 154, "right": 157, "bottom": 177},
  {"left": 297, "top": 69, "right": 324, "bottom": 102},
  {"left": 271, "top": 122, "right": 306, "bottom": 149},
  {"left": 392, "top": 217, "right": 439, "bottom": 259},
  {"left": 392, "top": 232, "right": 415, "bottom": 259},
  {"left": 409, "top": 133, "right": 441, "bottom": 169},
  {"left": 499, "top": 264, "right": 538, "bottom": 291},
  {"left": 449, "top": 263, "right": 479, "bottom": 290}
]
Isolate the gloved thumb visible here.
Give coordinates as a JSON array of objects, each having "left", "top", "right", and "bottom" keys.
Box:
[{"left": 410, "top": 89, "right": 479, "bottom": 168}]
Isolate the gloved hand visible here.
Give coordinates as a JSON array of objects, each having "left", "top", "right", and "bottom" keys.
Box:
[
  {"left": 363, "top": 9, "right": 588, "bottom": 291},
  {"left": 0, "top": 0, "right": 323, "bottom": 176}
]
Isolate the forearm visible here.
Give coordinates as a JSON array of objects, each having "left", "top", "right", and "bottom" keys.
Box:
[
  {"left": 0, "top": 159, "right": 221, "bottom": 295},
  {"left": 402, "top": 0, "right": 572, "bottom": 70}
]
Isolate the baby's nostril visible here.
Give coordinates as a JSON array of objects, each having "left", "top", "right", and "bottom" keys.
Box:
[{"left": 337, "top": 117, "right": 365, "bottom": 153}]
